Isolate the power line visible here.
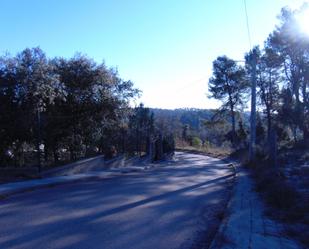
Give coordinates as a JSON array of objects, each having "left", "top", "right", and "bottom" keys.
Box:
[
  {"left": 243, "top": 0, "right": 257, "bottom": 161},
  {"left": 155, "top": 76, "right": 208, "bottom": 97},
  {"left": 243, "top": 0, "right": 252, "bottom": 50},
  {"left": 172, "top": 76, "right": 208, "bottom": 94}
]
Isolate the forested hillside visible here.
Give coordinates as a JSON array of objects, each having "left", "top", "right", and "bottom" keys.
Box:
[{"left": 151, "top": 108, "right": 249, "bottom": 148}]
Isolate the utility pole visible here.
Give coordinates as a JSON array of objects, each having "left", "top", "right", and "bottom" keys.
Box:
[{"left": 249, "top": 49, "right": 257, "bottom": 161}]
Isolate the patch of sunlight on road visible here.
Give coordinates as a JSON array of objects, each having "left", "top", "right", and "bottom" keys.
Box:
[
  {"left": 48, "top": 234, "right": 88, "bottom": 249},
  {"left": 30, "top": 209, "right": 95, "bottom": 226}
]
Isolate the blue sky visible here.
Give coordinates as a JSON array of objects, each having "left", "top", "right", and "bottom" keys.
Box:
[{"left": 0, "top": 0, "right": 306, "bottom": 109}]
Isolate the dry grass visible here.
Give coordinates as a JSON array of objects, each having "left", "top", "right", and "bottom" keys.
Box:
[
  {"left": 248, "top": 163, "right": 298, "bottom": 210},
  {"left": 246, "top": 157, "right": 309, "bottom": 248},
  {"left": 176, "top": 145, "right": 232, "bottom": 159}
]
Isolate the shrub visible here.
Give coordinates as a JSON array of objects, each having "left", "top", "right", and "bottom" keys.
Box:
[
  {"left": 104, "top": 146, "right": 117, "bottom": 159},
  {"left": 191, "top": 136, "right": 202, "bottom": 147},
  {"left": 249, "top": 160, "right": 298, "bottom": 210}
]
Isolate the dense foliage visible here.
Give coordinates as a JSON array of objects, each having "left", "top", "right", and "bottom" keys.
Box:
[
  {"left": 208, "top": 5, "right": 309, "bottom": 154},
  {"left": 208, "top": 56, "right": 248, "bottom": 146},
  {"left": 151, "top": 108, "right": 245, "bottom": 148},
  {"left": 0, "top": 48, "right": 174, "bottom": 167}
]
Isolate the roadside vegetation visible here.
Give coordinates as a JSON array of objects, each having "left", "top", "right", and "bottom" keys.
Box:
[
  {"left": 0, "top": 50, "right": 174, "bottom": 173},
  {"left": 150, "top": 5, "right": 309, "bottom": 247},
  {"left": 206, "top": 5, "right": 309, "bottom": 247},
  {"left": 0, "top": 3, "right": 308, "bottom": 247}
]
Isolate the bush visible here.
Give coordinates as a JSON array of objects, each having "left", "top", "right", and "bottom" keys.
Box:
[
  {"left": 249, "top": 160, "right": 298, "bottom": 210},
  {"left": 162, "top": 135, "right": 175, "bottom": 154},
  {"left": 104, "top": 146, "right": 117, "bottom": 159},
  {"left": 191, "top": 136, "right": 202, "bottom": 147}
]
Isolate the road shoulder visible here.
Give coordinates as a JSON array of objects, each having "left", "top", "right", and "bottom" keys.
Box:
[{"left": 209, "top": 165, "right": 301, "bottom": 249}]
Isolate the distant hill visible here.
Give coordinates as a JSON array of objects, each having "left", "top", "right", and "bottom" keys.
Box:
[
  {"left": 150, "top": 108, "right": 215, "bottom": 130},
  {"left": 149, "top": 108, "right": 250, "bottom": 145},
  {"left": 151, "top": 108, "right": 249, "bottom": 126}
]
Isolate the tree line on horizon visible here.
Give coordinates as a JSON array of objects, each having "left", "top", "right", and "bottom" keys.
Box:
[{"left": 0, "top": 49, "right": 174, "bottom": 168}]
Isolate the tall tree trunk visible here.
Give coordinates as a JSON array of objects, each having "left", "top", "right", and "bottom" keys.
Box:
[
  {"left": 121, "top": 128, "right": 125, "bottom": 153},
  {"left": 70, "top": 145, "right": 75, "bottom": 161},
  {"left": 231, "top": 107, "right": 236, "bottom": 135},
  {"left": 269, "top": 129, "right": 278, "bottom": 168},
  {"left": 52, "top": 145, "right": 59, "bottom": 163},
  {"left": 231, "top": 107, "right": 236, "bottom": 146},
  {"left": 303, "top": 125, "right": 309, "bottom": 146},
  {"left": 249, "top": 51, "right": 257, "bottom": 161},
  {"left": 266, "top": 106, "right": 272, "bottom": 141},
  {"left": 302, "top": 80, "right": 308, "bottom": 143},
  {"left": 44, "top": 143, "right": 49, "bottom": 163},
  {"left": 155, "top": 133, "right": 163, "bottom": 161},
  {"left": 229, "top": 93, "right": 236, "bottom": 146},
  {"left": 292, "top": 126, "right": 298, "bottom": 143},
  {"left": 136, "top": 128, "right": 140, "bottom": 156}
]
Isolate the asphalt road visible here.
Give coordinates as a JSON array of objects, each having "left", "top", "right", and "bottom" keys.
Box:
[{"left": 0, "top": 152, "right": 234, "bottom": 249}]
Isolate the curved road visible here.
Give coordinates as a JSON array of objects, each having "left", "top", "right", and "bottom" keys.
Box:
[{"left": 0, "top": 152, "right": 234, "bottom": 249}]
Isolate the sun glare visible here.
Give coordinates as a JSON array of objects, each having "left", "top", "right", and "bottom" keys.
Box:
[{"left": 296, "top": 7, "right": 309, "bottom": 36}]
